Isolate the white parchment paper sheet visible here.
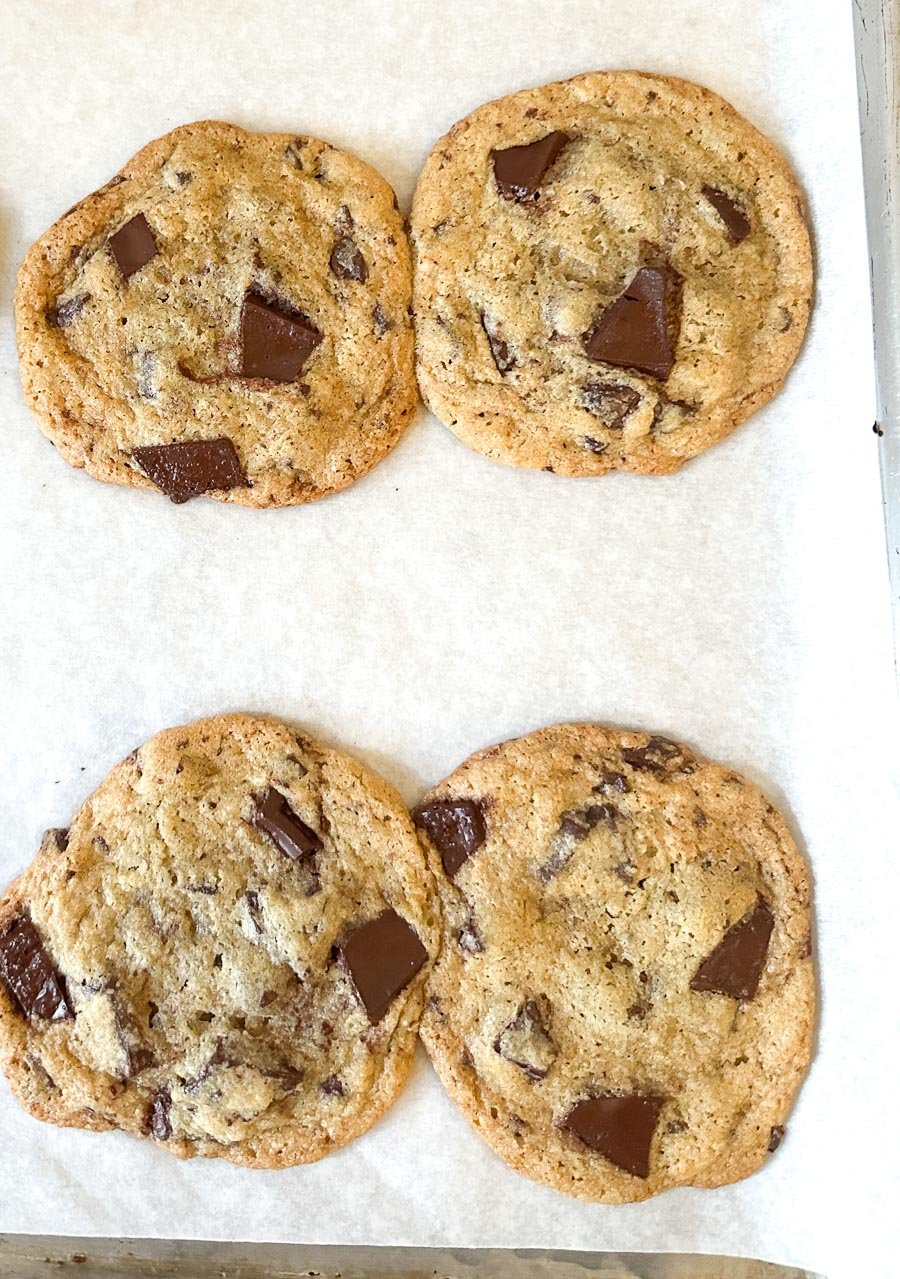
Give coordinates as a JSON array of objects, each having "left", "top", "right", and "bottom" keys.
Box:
[{"left": 1, "top": 2, "right": 897, "bottom": 1276}]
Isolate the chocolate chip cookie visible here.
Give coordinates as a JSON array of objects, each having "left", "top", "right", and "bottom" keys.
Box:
[
  {"left": 412, "top": 73, "right": 812, "bottom": 475},
  {"left": 0, "top": 714, "right": 436, "bottom": 1166},
  {"left": 414, "top": 723, "right": 814, "bottom": 1202},
  {"left": 16, "top": 121, "right": 416, "bottom": 506}
]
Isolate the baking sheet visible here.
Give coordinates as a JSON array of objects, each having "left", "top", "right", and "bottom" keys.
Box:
[{"left": 0, "top": 1, "right": 897, "bottom": 1277}]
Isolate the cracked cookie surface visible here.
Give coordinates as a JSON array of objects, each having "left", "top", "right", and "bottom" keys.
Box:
[
  {"left": 411, "top": 72, "right": 812, "bottom": 476},
  {"left": 16, "top": 120, "right": 416, "bottom": 506},
  {"left": 414, "top": 722, "right": 814, "bottom": 1202},
  {"left": 0, "top": 714, "right": 436, "bottom": 1167}
]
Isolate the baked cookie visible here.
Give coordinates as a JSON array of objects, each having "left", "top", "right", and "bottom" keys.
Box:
[
  {"left": 16, "top": 121, "right": 416, "bottom": 506},
  {"left": 412, "top": 73, "right": 812, "bottom": 475},
  {"left": 414, "top": 723, "right": 814, "bottom": 1202},
  {"left": 0, "top": 714, "right": 437, "bottom": 1167}
]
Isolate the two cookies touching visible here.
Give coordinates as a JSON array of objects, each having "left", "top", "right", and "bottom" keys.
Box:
[
  {"left": 15, "top": 72, "right": 812, "bottom": 504},
  {"left": 0, "top": 714, "right": 814, "bottom": 1202}
]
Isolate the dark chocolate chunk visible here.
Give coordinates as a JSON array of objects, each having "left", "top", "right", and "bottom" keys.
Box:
[
  {"left": 340, "top": 908, "right": 427, "bottom": 1023},
  {"left": 373, "top": 302, "right": 391, "bottom": 335},
  {"left": 481, "top": 314, "right": 516, "bottom": 373},
  {"left": 594, "top": 770, "right": 629, "bottom": 795},
  {"left": 109, "top": 213, "right": 158, "bottom": 279},
  {"left": 621, "top": 736, "right": 684, "bottom": 775},
  {"left": 330, "top": 237, "right": 368, "bottom": 282},
  {"left": 46, "top": 293, "right": 91, "bottom": 328},
  {"left": 768, "top": 1124, "right": 785, "bottom": 1152},
  {"left": 494, "top": 998, "right": 557, "bottom": 1080},
  {"left": 537, "top": 803, "right": 617, "bottom": 881},
  {"left": 144, "top": 1087, "right": 172, "bottom": 1140},
  {"left": 40, "top": 827, "right": 69, "bottom": 854},
  {"left": 0, "top": 914, "right": 72, "bottom": 1021},
  {"left": 127, "top": 1045, "right": 156, "bottom": 1077},
  {"left": 583, "top": 267, "right": 681, "bottom": 379},
  {"left": 251, "top": 787, "right": 321, "bottom": 862},
  {"left": 702, "top": 186, "right": 751, "bottom": 243},
  {"left": 458, "top": 913, "right": 484, "bottom": 955},
  {"left": 690, "top": 897, "right": 775, "bottom": 1001},
  {"left": 578, "top": 437, "right": 607, "bottom": 455},
  {"left": 133, "top": 437, "right": 249, "bottom": 504},
  {"left": 321, "top": 1074, "right": 345, "bottom": 1097},
  {"left": 561, "top": 1093, "right": 665, "bottom": 1177},
  {"left": 245, "top": 890, "right": 263, "bottom": 934},
  {"left": 582, "top": 382, "right": 641, "bottom": 427},
  {"left": 413, "top": 798, "right": 487, "bottom": 878},
  {"left": 492, "top": 132, "right": 569, "bottom": 201},
  {"left": 240, "top": 292, "right": 322, "bottom": 381}
]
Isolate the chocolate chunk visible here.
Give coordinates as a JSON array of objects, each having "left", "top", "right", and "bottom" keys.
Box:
[
  {"left": 46, "top": 293, "right": 91, "bottom": 328},
  {"left": 458, "top": 914, "right": 484, "bottom": 955},
  {"left": 340, "top": 908, "right": 427, "bottom": 1023},
  {"left": 768, "top": 1124, "right": 785, "bottom": 1152},
  {"left": 373, "top": 302, "right": 391, "bottom": 336},
  {"left": 494, "top": 998, "right": 557, "bottom": 1080},
  {"left": 690, "top": 898, "right": 775, "bottom": 1000},
  {"left": 0, "top": 914, "right": 72, "bottom": 1021},
  {"left": 240, "top": 292, "right": 322, "bottom": 381},
  {"left": 330, "top": 237, "right": 368, "bottom": 282},
  {"left": 40, "top": 827, "right": 69, "bottom": 854},
  {"left": 109, "top": 213, "right": 158, "bottom": 279},
  {"left": 594, "top": 770, "right": 629, "bottom": 796},
  {"left": 144, "top": 1087, "right": 172, "bottom": 1140},
  {"left": 133, "top": 438, "right": 249, "bottom": 504},
  {"left": 245, "top": 890, "right": 263, "bottom": 934},
  {"left": 537, "top": 803, "right": 616, "bottom": 881},
  {"left": 583, "top": 267, "right": 681, "bottom": 380},
  {"left": 127, "top": 1045, "right": 156, "bottom": 1077},
  {"left": 321, "top": 1074, "right": 345, "bottom": 1097},
  {"left": 579, "top": 437, "right": 607, "bottom": 455},
  {"left": 702, "top": 186, "right": 751, "bottom": 243},
  {"left": 562, "top": 1093, "right": 665, "bottom": 1177},
  {"left": 481, "top": 314, "right": 516, "bottom": 373},
  {"left": 251, "top": 787, "right": 321, "bottom": 862},
  {"left": 621, "top": 736, "right": 684, "bottom": 775},
  {"left": 582, "top": 382, "right": 641, "bottom": 427},
  {"left": 492, "top": 132, "right": 569, "bottom": 201},
  {"left": 413, "top": 798, "right": 487, "bottom": 877}
]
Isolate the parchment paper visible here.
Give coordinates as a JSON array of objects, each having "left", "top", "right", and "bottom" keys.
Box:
[{"left": 0, "top": 2, "right": 897, "bottom": 1277}]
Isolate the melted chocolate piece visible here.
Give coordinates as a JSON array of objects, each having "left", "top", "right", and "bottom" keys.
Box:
[
  {"left": 133, "top": 438, "right": 248, "bottom": 504},
  {"left": 251, "top": 787, "right": 321, "bottom": 862},
  {"left": 240, "top": 292, "right": 322, "bottom": 381},
  {"left": 40, "top": 827, "right": 69, "bottom": 853},
  {"left": 144, "top": 1087, "right": 172, "bottom": 1140},
  {"left": 413, "top": 798, "right": 487, "bottom": 877},
  {"left": 340, "top": 908, "right": 427, "bottom": 1023},
  {"left": 582, "top": 382, "right": 641, "bottom": 427},
  {"left": 458, "top": 913, "right": 484, "bottom": 955},
  {"left": 321, "top": 1074, "right": 345, "bottom": 1096},
  {"left": 109, "top": 213, "right": 158, "bottom": 279},
  {"left": 330, "top": 237, "right": 368, "bottom": 282},
  {"left": 594, "top": 770, "right": 629, "bottom": 796},
  {"left": 492, "top": 132, "right": 569, "bottom": 201},
  {"left": 562, "top": 1093, "right": 665, "bottom": 1178},
  {"left": 494, "top": 998, "right": 557, "bottom": 1080},
  {"left": 702, "top": 186, "right": 751, "bottom": 243},
  {"left": 482, "top": 314, "right": 516, "bottom": 373},
  {"left": 0, "top": 914, "right": 72, "bottom": 1021},
  {"left": 537, "top": 803, "right": 617, "bottom": 880},
  {"left": 768, "top": 1124, "right": 785, "bottom": 1152},
  {"left": 46, "top": 294, "right": 91, "bottom": 328},
  {"left": 579, "top": 437, "right": 607, "bottom": 455},
  {"left": 583, "top": 267, "right": 681, "bottom": 379},
  {"left": 690, "top": 898, "right": 775, "bottom": 1000},
  {"left": 621, "top": 736, "right": 684, "bottom": 775}
]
